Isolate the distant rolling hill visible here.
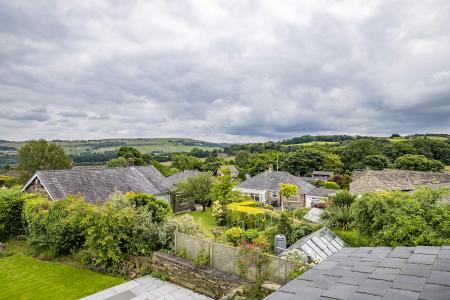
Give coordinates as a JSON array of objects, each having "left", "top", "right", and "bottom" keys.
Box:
[{"left": 0, "top": 138, "right": 228, "bottom": 155}]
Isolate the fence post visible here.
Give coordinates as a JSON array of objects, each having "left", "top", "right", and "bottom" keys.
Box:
[
  {"left": 174, "top": 231, "right": 177, "bottom": 251},
  {"left": 209, "top": 241, "right": 213, "bottom": 267}
]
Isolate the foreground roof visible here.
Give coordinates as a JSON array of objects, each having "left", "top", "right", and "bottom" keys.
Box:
[
  {"left": 235, "top": 170, "right": 315, "bottom": 194},
  {"left": 350, "top": 169, "right": 450, "bottom": 195},
  {"left": 266, "top": 246, "right": 450, "bottom": 300},
  {"left": 22, "top": 166, "right": 198, "bottom": 204}
]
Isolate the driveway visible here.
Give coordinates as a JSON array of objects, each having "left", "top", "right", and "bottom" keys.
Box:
[{"left": 81, "top": 275, "right": 213, "bottom": 300}]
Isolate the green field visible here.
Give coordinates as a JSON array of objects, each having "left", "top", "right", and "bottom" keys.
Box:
[
  {"left": 387, "top": 135, "right": 449, "bottom": 143},
  {"left": 282, "top": 141, "right": 339, "bottom": 147},
  {"left": 0, "top": 242, "right": 124, "bottom": 300},
  {"left": 0, "top": 138, "right": 225, "bottom": 155}
]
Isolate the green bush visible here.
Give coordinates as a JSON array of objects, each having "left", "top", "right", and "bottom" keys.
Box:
[
  {"left": 293, "top": 208, "right": 310, "bottom": 220},
  {"left": 0, "top": 175, "right": 19, "bottom": 188},
  {"left": 242, "top": 229, "right": 260, "bottom": 242},
  {"left": 333, "top": 229, "right": 371, "bottom": 247},
  {"left": 225, "top": 227, "right": 244, "bottom": 246},
  {"left": 352, "top": 188, "right": 450, "bottom": 246},
  {"left": 0, "top": 188, "right": 28, "bottom": 241},
  {"left": 126, "top": 193, "right": 172, "bottom": 224},
  {"left": 23, "top": 196, "right": 94, "bottom": 256},
  {"left": 321, "top": 181, "right": 340, "bottom": 189},
  {"left": 193, "top": 249, "right": 210, "bottom": 268}
]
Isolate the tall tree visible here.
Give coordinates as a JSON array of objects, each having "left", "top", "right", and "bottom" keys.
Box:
[
  {"left": 281, "top": 149, "right": 326, "bottom": 176},
  {"left": 393, "top": 154, "right": 444, "bottom": 172},
  {"left": 18, "top": 139, "right": 72, "bottom": 180},
  {"left": 175, "top": 172, "right": 214, "bottom": 211}
]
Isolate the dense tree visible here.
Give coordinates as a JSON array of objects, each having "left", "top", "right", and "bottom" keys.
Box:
[
  {"left": 117, "top": 146, "right": 145, "bottom": 165},
  {"left": 393, "top": 154, "right": 444, "bottom": 172},
  {"left": 323, "top": 153, "right": 344, "bottom": 173},
  {"left": 106, "top": 157, "right": 129, "bottom": 167},
  {"left": 339, "top": 139, "right": 386, "bottom": 170},
  {"left": 362, "top": 154, "right": 390, "bottom": 170},
  {"left": 245, "top": 151, "right": 280, "bottom": 175},
  {"left": 235, "top": 151, "right": 251, "bottom": 168},
  {"left": 18, "top": 139, "right": 72, "bottom": 179},
  {"left": 175, "top": 172, "right": 214, "bottom": 211},
  {"left": 201, "top": 156, "right": 226, "bottom": 172},
  {"left": 383, "top": 142, "right": 417, "bottom": 161},
  {"left": 210, "top": 168, "right": 242, "bottom": 205},
  {"left": 408, "top": 139, "right": 450, "bottom": 164},
  {"left": 171, "top": 154, "right": 202, "bottom": 170},
  {"left": 352, "top": 188, "right": 450, "bottom": 246},
  {"left": 281, "top": 149, "right": 326, "bottom": 176},
  {"left": 279, "top": 183, "right": 298, "bottom": 198}
]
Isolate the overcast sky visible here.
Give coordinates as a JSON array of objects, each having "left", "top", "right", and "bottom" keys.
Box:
[{"left": 1, "top": 1, "right": 450, "bottom": 143}]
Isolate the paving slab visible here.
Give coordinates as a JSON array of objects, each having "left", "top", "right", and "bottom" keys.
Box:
[{"left": 83, "top": 275, "right": 213, "bottom": 300}]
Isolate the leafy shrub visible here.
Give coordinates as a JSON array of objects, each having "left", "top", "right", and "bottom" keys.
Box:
[
  {"left": 243, "top": 229, "right": 260, "bottom": 242},
  {"left": 0, "top": 188, "right": 28, "bottom": 241},
  {"left": 332, "top": 229, "right": 371, "bottom": 247},
  {"left": 321, "top": 181, "right": 340, "bottom": 190},
  {"left": 393, "top": 154, "right": 444, "bottom": 172},
  {"left": 290, "top": 223, "right": 313, "bottom": 243},
  {"left": 126, "top": 193, "right": 172, "bottom": 224},
  {"left": 293, "top": 208, "right": 310, "bottom": 220},
  {"left": 281, "top": 249, "right": 318, "bottom": 279},
  {"left": 352, "top": 188, "right": 450, "bottom": 246},
  {"left": 23, "top": 196, "right": 95, "bottom": 256},
  {"left": 193, "top": 249, "right": 210, "bottom": 268},
  {"left": 166, "top": 214, "right": 205, "bottom": 237},
  {"left": 0, "top": 175, "right": 19, "bottom": 188},
  {"left": 225, "top": 227, "right": 244, "bottom": 246}
]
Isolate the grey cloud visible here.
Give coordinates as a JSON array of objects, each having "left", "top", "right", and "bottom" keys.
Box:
[{"left": 0, "top": 0, "right": 450, "bottom": 142}]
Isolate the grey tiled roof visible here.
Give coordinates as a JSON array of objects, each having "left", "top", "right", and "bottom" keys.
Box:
[
  {"left": 266, "top": 246, "right": 450, "bottom": 300},
  {"left": 24, "top": 166, "right": 199, "bottom": 204},
  {"left": 167, "top": 170, "right": 201, "bottom": 186},
  {"left": 235, "top": 171, "right": 315, "bottom": 194},
  {"left": 288, "top": 227, "right": 347, "bottom": 261},
  {"left": 308, "top": 187, "right": 337, "bottom": 197},
  {"left": 350, "top": 169, "right": 450, "bottom": 195}
]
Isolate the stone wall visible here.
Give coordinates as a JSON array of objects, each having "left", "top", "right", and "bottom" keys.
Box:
[{"left": 152, "top": 252, "right": 243, "bottom": 299}]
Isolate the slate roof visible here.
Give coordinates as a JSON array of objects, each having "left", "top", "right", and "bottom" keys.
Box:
[
  {"left": 266, "top": 246, "right": 450, "bottom": 300},
  {"left": 287, "top": 227, "right": 347, "bottom": 261},
  {"left": 309, "top": 187, "right": 337, "bottom": 197},
  {"left": 350, "top": 169, "right": 450, "bottom": 195},
  {"left": 235, "top": 171, "right": 315, "bottom": 194},
  {"left": 214, "top": 165, "right": 239, "bottom": 178},
  {"left": 167, "top": 170, "right": 201, "bottom": 186},
  {"left": 23, "top": 166, "right": 198, "bottom": 204},
  {"left": 313, "top": 171, "right": 334, "bottom": 177}
]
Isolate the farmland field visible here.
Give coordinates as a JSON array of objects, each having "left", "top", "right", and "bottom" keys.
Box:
[
  {"left": 387, "top": 135, "right": 449, "bottom": 143},
  {"left": 0, "top": 241, "right": 124, "bottom": 300},
  {"left": 0, "top": 138, "right": 225, "bottom": 155}
]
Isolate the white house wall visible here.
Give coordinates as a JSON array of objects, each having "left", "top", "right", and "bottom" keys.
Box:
[{"left": 233, "top": 187, "right": 267, "bottom": 203}]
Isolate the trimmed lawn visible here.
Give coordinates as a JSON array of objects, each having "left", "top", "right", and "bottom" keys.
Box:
[
  {"left": 189, "top": 207, "right": 217, "bottom": 234},
  {"left": 0, "top": 243, "right": 124, "bottom": 300}
]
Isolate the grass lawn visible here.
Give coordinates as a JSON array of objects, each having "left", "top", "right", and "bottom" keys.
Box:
[
  {"left": 0, "top": 242, "right": 124, "bottom": 300},
  {"left": 188, "top": 207, "right": 217, "bottom": 235}
]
